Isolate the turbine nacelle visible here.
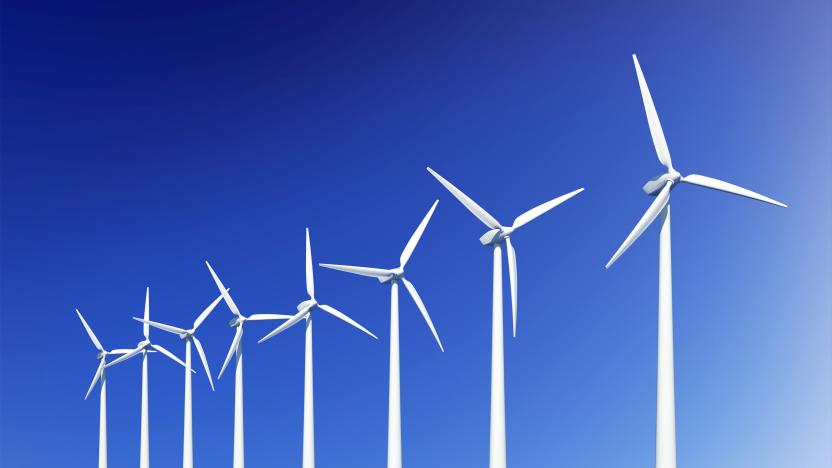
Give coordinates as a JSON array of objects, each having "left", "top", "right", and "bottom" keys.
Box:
[
  {"left": 378, "top": 267, "right": 404, "bottom": 284},
  {"left": 297, "top": 299, "right": 317, "bottom": 312},
  {"left": 479, "top": 227, "right": 513, "bottom": 245},
  {"left": 228, "top": 316, "right": 245, "bottom": 328},
  {"left": 643, "top": 171, "right": 681, "bottom": 195}
]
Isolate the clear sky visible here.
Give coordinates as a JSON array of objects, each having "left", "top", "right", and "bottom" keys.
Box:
[{"left": 2, "top": 1, "right": 830, "bottom": 467}]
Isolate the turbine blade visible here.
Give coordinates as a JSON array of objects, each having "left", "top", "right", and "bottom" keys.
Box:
[
  {"left": 192, "top": 336, "right": 214, "bottom": 391},
  {"left": 151, "top": 344, "right": 190, "bottom": 371},
  {"left": 132, "top": 317, "right": 187, "bottom": 335},
  {"left": 512, "top": 188, "right": 584, "bottom": 230},
  {"left": 218, "top": 326, "right": 243, "bottom": 380},
  {"left": 427, "top": 167, "right": 501, "bottom": 229},
  {"left": 247, "top": 314, "right": 294, "bottom": 321},
  {"left": 205, "top": 261, "right": 241, "bottom": 316},
  {"left": 105, "top": 346, "right": 143, "bottom": 368},
  {"left": 633, "top": 54, "right": 673, "bottom": 170},
  {"left": 85, "top": 360, "right": 105, "bottom": 400},
  {"left": 400, "top": 200, "right": 439, "bottom": 267},
  {"left": 319, "top": 263, "right": 393, "bottom": 279},
  {"left": 318, "top": 304, "right": 377, "bottom": 339},
  {"left": 505, "top": 237, "right": 518, "bottom": 338},
  {"left": 306, "top": 228, "right": 315, "bottom": 298},
  {"left": 143, "top": 288, "right": 150, "bottom": 339},
  {"left": 76, "top": 309, "right": 104, "bottom": 351},
  {"left": 606, "top": 181, "right": 672, "bottom": 269},
  {"left": 108, "top": 349, "right": 133, "bottom": 354},
  {"left": 194, "top": 290, "right": 228, "bottom": 330},
  {"left": 258, "top": 305, "right": 313, "bottom": 344},
  {"left": 681, "top": 174, "right": 787, "bottom": 208},
  {"left": 400, "top": 278, "right": 444, "bottom": 352}
]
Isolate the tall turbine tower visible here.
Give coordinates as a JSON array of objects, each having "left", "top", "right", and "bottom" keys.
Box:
[
  {"left": 106, "top": 288, "right": 191, "bottom": 468},
  {"left": 205, "top": 262, "right": 293, "bottom": 468},
  {"left": 427, "top": 167, "right": 583, "bottom": 468},
  {"left": 319, "top": 200, "right": 444, "bottom": 468},
  {"left": 133, "top": 291, "right": 226, "bottom": 468},
  {"left": 259, "top": 228, "right": 378, "bottom": 468},
  {"left": 605, "top": 54, "right": 787, "bottom": 468},
  {"left": 76, "top": 309, "right": 131, "bottom": 468}
]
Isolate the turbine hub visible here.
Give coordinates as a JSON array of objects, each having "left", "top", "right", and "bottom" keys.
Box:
[
  {"left": 642, "top": 171, "right": 681, "bottom": 195},
  {"left": 297, "top": 298, "right": 316, "bottom": 311},
  {"left": 228, "top": 316, "right": 244, "bottom": 328},
  {"left": 479, "top": 227, "right": 511, "bottom": 245}
]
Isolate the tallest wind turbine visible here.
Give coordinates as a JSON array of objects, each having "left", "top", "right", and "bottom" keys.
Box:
[
  {"left": 428, "top": 167, "right": 583, "bottom": 468},
  {"left": 605, "top": 54, "right": 786, "bottom": 468}
]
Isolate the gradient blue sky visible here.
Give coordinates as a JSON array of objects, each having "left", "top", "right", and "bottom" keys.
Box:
[{"left": 2, "top": 1, "right": 830, "bottom": 467}]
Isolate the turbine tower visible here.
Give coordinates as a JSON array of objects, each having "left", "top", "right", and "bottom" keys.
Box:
[
  {"left": 133, "top": 291, "right": 227, "bottom": 468},
  {"left": 76, "top": 309, "right": 131, "bottom": 468},
  {"left": 259, "top": 228, "right": 378, "bottom": 468},
  {"left": 106, "top": 288, "right": 191, "bottom": 468},
  {"left": 605, "top": 54, "right": 786, "bottom": 468},
  {"left": 427, "top": 167, "right": 583, "bottom": 468},
  {"left": 205, "top": 262, "right": 294, "bottom": 468},
  {"left": 320, "top": 200, "right": 444, "bottom": 468}
]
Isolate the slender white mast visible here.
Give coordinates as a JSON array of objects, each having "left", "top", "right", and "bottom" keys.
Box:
[
  {"left": 234, "top": 346, "right": 245, "bottom": 468},
  {"left": 388, "top": 281, "right": 402, "bottom": 468},
  {"left": 99, "top": 369, "right": 108, "bottom": 468},
  {"left": 140, "top": 351, "right": 150, "bottom": 468},
  {"left": 303, "top": 316, "right": 315, "bottom": 468},
  {"left": 656, "top": 206, "right": 676, "bottom": 468},
  {"left": 183, "top": 341, "right": 193, "bottom": 468},
  {"left": 490, "top": 244, "right": 506, "bottom": 468}
]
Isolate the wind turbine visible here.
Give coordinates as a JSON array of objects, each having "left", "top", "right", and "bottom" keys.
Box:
[
  {"left": 258, "top": 228, "right": 378, "bottom": 468},
  {"left": 132, "top": 290, "right": 227, "bottom": 468},
  {"left": 427, "top": 167, "right": 583, "bottom": 468},
  {"left": 605, "top": 54, "right": 786, "bottom": 468},
  {"left": 76, "top": 309, "right": 132, "bottom": 468},
  {"left": 205, "top": 261, "right": 293, "bottom": 468},
  {"left": 106, "top": 288, "right": 191, "bottom": 468},
  {"left": 320, "top": 200, "right": 444, "bottom": 468}
]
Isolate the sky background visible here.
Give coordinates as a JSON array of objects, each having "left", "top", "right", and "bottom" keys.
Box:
[{"left": 2, "top": 1, "right": 830, "bottom": 467}]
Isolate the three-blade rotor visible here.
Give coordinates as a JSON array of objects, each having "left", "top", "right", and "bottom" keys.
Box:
[
  {"left": 605, "top": 54, "right": 787, "bottom": 269},
  {"left": 320, "top": 200, "right": 444, "bottom": 351},
  {"left": 131, "top": 290, "right": 227, "bottom": 391},
  {"left": 259, "top": 228, "right": 377, "bottom": 345},
  {"left": 427, "top": 167, "right": 584, "bottom": 336},
  {"left": 104, "top": 288, "right": 191, "bottom": 373},
  {"left": 76, "top": 309, "right": 131, "bottom": 400}
]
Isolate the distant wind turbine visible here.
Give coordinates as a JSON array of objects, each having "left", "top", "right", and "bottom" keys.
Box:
[
  {"left": 259, "top": 228, "right": 378, "bottom": 468},
  {"left": 605, "top": 54, "right": 786, "bottom": 468},
  {"left": 427, "top": 167, "right": 583, "bottom": 468},
  {"left": 205, "top": 262, "right": 293, "bottom": 468},
  {"left": 133, "top": 291, "right": 227, "bottom": 468},
  {"left": 320, "top": 200, "right": 443, "bottom": 468},
  {"left": 76, "top": 309, "right": 132, "bottom": 468},
  {"left": 106, "top": 288, "right": 191, "bottom": 468}
]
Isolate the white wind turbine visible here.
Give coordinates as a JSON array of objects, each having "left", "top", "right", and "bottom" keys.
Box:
[
  {"left": 319, "top": 200, "right": 444, "bottom": 468},
  {"left": 132, "top": 290, "right": 227, "bottom": 468},
  {"left": 205, "top": 261, "right": 293, "bottom": 468},
  {"left": 427, "top": 167, "right": 583, "bottom": 468},
  {"left": 106, "top": 288, "right": 191, "bottom": 468},
  {"left": 76, "top": 309, "right": 132, "bottom": 468},
  {"left": 605, "top": 54, "right": 787, "bottom": 468},
  {"left": 258, "top": 228, "right": 378, "bottom": 468}
]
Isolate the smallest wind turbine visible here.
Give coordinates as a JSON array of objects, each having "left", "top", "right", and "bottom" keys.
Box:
[
  {"left": 133, "top": 290, "right": 227, "bottom": 468},
  {"left": 106, "top": 288, "right": 191, "bottom": 468},
  {"left": 319, "top": 200, "right": 443, "bottom": 468},
  {"left": 76, "top": 309, "right": 131, "bottom": 468}
]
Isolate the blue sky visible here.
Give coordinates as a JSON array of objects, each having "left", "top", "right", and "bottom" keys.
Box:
[{"left": 2, "top": 1, "right": 830, "bottom": 467}]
